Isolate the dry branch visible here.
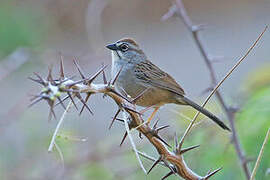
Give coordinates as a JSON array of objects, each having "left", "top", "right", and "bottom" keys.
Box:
[{"left": 29, "top": 61, "right": 210, "bottom": 179}]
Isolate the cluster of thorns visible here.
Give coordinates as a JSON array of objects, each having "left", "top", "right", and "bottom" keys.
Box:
[{"left": 29, "top": 58, "right": 222, "bottom": 180}]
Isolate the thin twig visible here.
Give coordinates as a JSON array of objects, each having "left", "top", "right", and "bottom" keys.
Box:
[
  {"left": 250, "top": 128, "right": 270, "bottom": 180},
  {"left": 122, "top": 111, "right": 147, "bottom": 174},
  {"left": 48, "top": 100, "right": 73, "bottom": 152}
]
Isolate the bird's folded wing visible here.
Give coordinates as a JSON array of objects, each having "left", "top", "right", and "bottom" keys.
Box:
[{"left": 134, "top": 60, "right": 185, "bottom": 96}]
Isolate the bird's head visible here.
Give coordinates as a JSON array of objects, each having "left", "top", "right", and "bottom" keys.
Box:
[{"left": 106, "top": 38, "right": 146, "bottom": 63}]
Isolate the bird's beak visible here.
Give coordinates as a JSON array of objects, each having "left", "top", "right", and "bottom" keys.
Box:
[{"left": 106, "top": 43, "right": 119, "bottom": 51}]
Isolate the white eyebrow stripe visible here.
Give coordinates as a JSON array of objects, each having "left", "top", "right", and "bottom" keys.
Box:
[{"left": 117, "top": 42, "right": 138, "bottom": 50}]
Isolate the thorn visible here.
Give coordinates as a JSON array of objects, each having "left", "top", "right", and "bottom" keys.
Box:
[
  {"left": 28, "top": 77, "right": 43, "bottom": 84},
  {"left": 35, "top": 94, "right": 50, "bottom": 100},
  {"left": 48, "top": 110, "right": 52, "bottom": 122},
  {"left": 147, "top": 156, "right": 162, "bottom": 174},
  {"left": 109, "top": 109, "right": 121, "bottom": 129},
  {"left": 73, "top": 58, "right": 86, "bottom": 79},
  {"left": 57, "top": 97, "right": 66, "bottom": 110},
  {"left": 162, "top": 160, "right": 176, "bottom": 174},
  {"left": 110, "top": 89, "right": 132, "bottom": 103},
  {"left": 119, "top": 86, "right": 129, "bottom": 98},
  {"left": 111, "top": 65, "right": 123, "bottom": 85},
  {"left": 120, "top": 131, "right": 128, "bottom": 146},
  {"left": 76, "top": 94, "right": 93, "bottom": 115},
  {"left": 156, "top": 125, "right": 170, "bottom": 132},
  {"left": 79, "top": 93, "right": 91, "bottom": 115},
  {"left": 132, "top": 88, "right": 150, "bottom": 104},
  {"left": 48, "top": 101, "right": 56, "bottom": 121},
  {"left": 47, "top": 65, "right": 53, "bottom": 82},
  {"left": 66, "top": 79, "right": 86, "bottom": 88},
  {"left": 28, "top": 97, "right": 43, "bottom": 107},
  {"left": 67, "top": 92, "right": 78, "bottom": 110},
  {"left": 50, "top": 106, "right": 57, "bottom": 120},
  {"left": 161, "top": 170, "right": 174, "bottom": 180},
  {"left": 59, "top": 53, "right": 65, "bottom": 79},
  {"left": 155, "top": 135, "right": 171, "bottom": 148},
  {"left": 58, "top": 76, "right": 76, "bottom": 85},
  {"left": 123, "top": 106, "right": 142, "bottom": 115},
  {"left": 179, "top": 145, "right": 200, "bottom": 155},
  {"left": 33, "top": 72, "right": 46, "bottom": 85},
  {"left": 151, "top": 121, "right": 171, "bottom": 147},
  {"left": 205, "top": 167, "right": 222, "bottom": 179},
  {"left": 29, "top": 94, "right": 40, "bottom": 101},
  {"left": 174, "top": 133, "right": 178, "bottom": 150},
  {"left": 102, "top": 63, "right": 107, "bottom": 84},
  {"left": 87, "top": 64, "right": 108, "bottom": 84},
  {"left": 55, "top": 95, "right": 69, "bottom": 107},
  {"left": 48, "top": 107, "right": 57, "bottom": 121},
  {"left": 153, "top": 119, "right": 159, "bottom": 129}
]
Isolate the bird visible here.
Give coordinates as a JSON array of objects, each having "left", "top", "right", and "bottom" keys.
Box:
[{"left": 106, "top": 38, "right": 230, "bottom": 131}]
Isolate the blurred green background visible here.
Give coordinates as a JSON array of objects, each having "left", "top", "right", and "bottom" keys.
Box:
[{"left": 0, "top": 0, "right": 269, "bottom": 180}]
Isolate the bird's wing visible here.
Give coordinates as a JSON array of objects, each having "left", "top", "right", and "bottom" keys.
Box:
[{"left": 134, "top": 60, "right": 185, "bottom": 96}]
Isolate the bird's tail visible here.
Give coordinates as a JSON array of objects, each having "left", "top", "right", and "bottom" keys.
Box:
[{"left": 177, "top": 96, "right": 231, "bottom": 131}]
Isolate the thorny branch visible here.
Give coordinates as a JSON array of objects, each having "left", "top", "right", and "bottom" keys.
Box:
[
  {"left": 163, "top": 0, "right": 267, "bottom": 179},
  {"left": 29, "top": 59, "right": 221, "bottom": 179},
  {"left": 29, "top": 24, "right": 266, "bottom": 179}
]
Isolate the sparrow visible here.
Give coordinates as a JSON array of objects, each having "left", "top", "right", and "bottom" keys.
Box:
[{"left": 106, "top": 38, "right": 230, "bottom": 131}]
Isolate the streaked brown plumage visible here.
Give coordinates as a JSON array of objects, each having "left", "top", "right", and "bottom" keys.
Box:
[{"left": 106, "top": 38, "right": 230, "bottom": 131}]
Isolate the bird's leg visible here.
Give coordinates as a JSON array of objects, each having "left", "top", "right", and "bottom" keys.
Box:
[
  {"left": 140, "top": 105, "right": 154, "bottom": 114},
  {"left": 132, "top": 106, "right": 160, "bottom": 131},
  {"left": 146, "top": 107, "right": 159, "bottom": 125}
]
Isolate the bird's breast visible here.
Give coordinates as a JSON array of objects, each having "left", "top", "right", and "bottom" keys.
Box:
[
  {"left": 111, "top": 58, "right": 175, "bottom": 107},
  {"left": 113, "top": 60, "right": 144, "bottom": 97}
]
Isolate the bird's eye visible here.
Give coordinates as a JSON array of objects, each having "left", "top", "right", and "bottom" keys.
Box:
[{"left": 120, "top": 44, "right": 129, "bottom": 52}]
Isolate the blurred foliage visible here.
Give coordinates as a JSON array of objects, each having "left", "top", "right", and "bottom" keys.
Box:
[
  {"left": 244, "top": 63, "right": 270, "bottom": 93},
  {"left": 79, "top": 163, "right": 114, "bottom": 180},
  {"left": 0, "top": 1, "right": 48, "bottom": 58},
  {"left": 237, "top": 75, "right": 270, "bottom": 180}
]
